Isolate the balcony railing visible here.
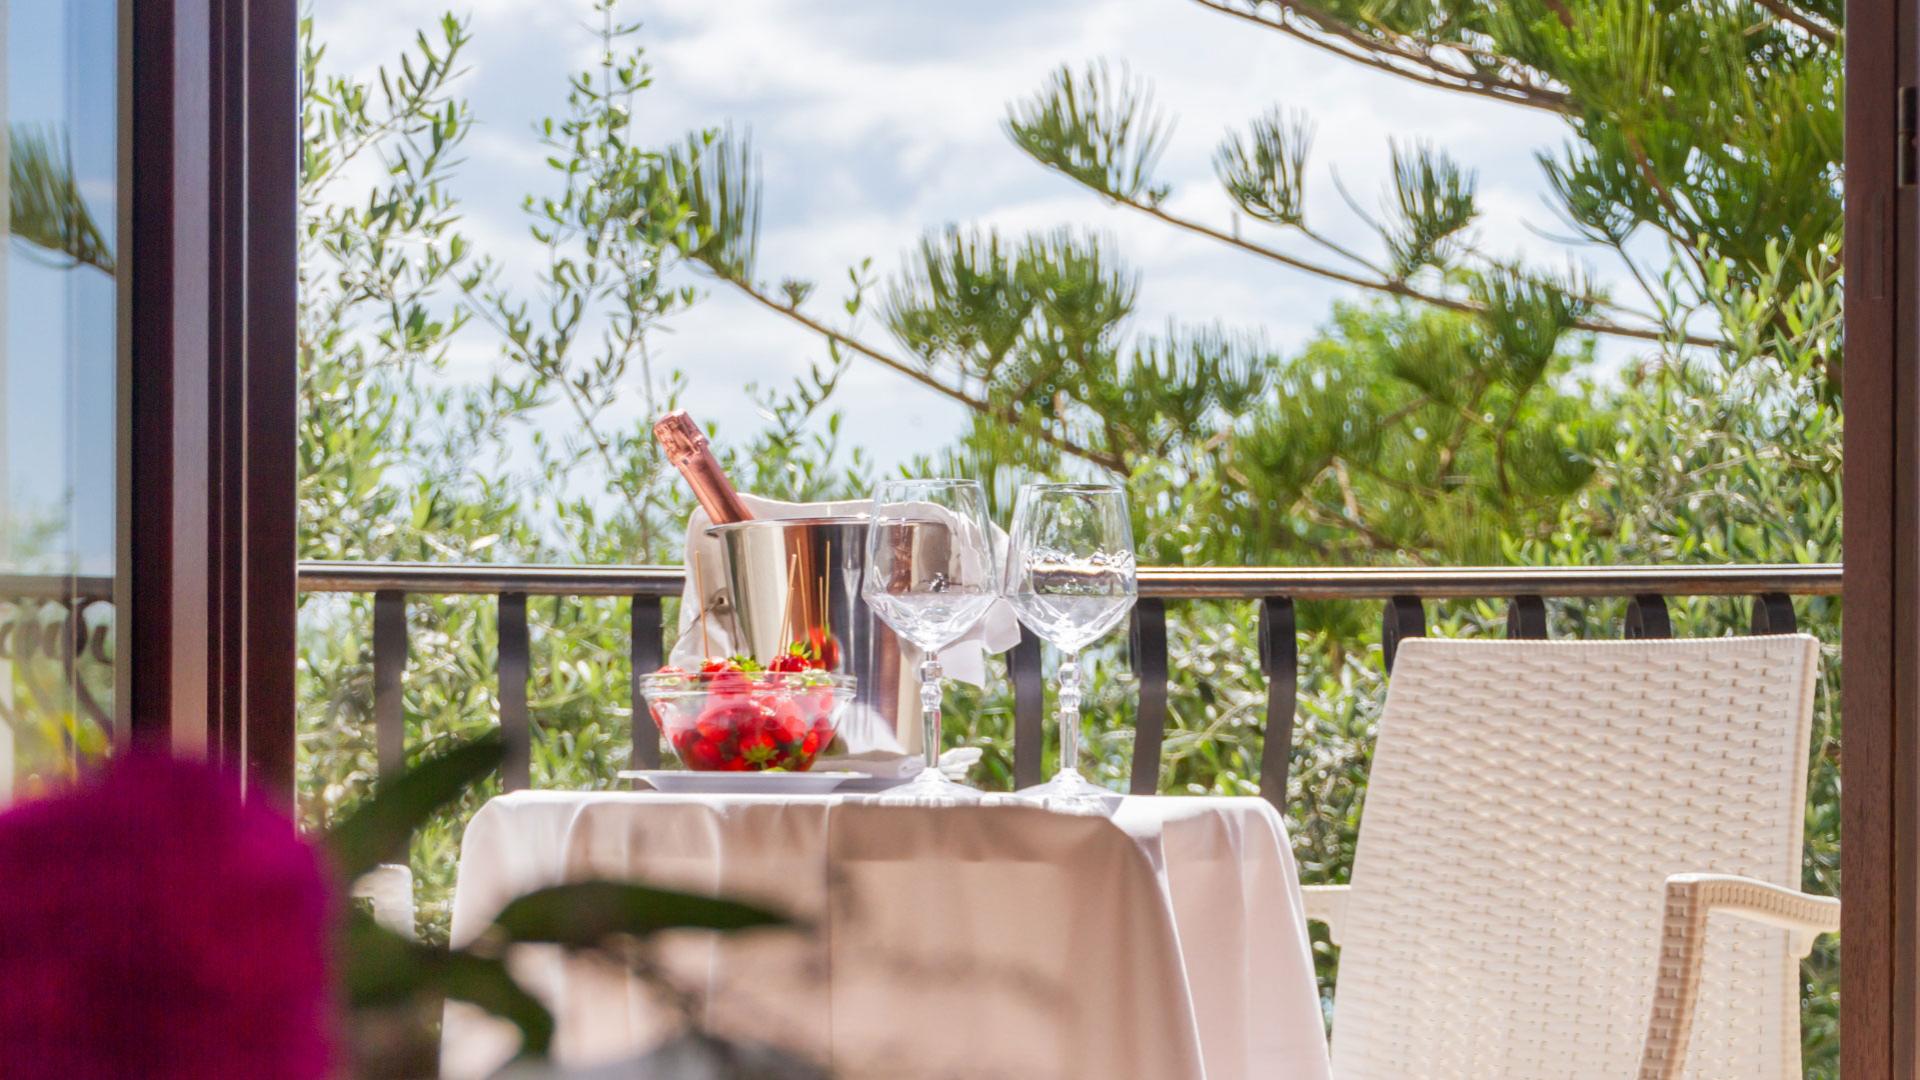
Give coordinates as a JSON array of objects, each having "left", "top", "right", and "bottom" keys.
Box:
[
  {"left": 0, "top": 572, "right": 115, "bottom": 732},
  {"left": 293, "top": 562, "right": 1841, "bottom": 805}
]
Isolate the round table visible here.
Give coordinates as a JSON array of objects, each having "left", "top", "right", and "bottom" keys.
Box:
[{"left": 442, "top": 791, "right": 1332, "bottom": 1080}]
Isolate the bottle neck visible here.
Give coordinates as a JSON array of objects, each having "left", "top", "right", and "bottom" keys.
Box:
[
  {"left": 653, "top": 412, "right": 753, "bottom": 525},
  {"left": 673, "top": 447, "right": 753, "bottom": 525}
]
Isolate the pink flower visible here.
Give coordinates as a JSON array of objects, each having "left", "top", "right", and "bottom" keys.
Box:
[{"left": 0, "top": 755, "right": 335, "bottom": 1079}]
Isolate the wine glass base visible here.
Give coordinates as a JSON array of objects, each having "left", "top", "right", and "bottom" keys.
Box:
[
  {"left": 1017, "top": 768, "right": 1123, "bottom": 814},
  {"left": 872, "top": 768, "right": 984, "bottom": 807}
]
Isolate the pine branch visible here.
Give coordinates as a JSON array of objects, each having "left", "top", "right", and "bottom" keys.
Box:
[
  {"left": 1098, "top": 187, "right": 1717, "bottom": 348},
  {"left": 1296, "top": 222, "right": 1387, "bottom": 276},
  {"left": 1620, "top": 131, "right": 1712, "bottom": 288},
  {"left": 1187, "top": 0, "right": 1573, "bottom": 115},
  {"left": 1004, "top": 66, "right": 1689, "bottom": 343},
  {"left": 1752, "top": 0, "right": 1839, "bottom": 43},
  {"left": 10, "top": 125, "right": 115, "bottom": 275},
  {"left": 717, "top": 275, "right": 1128, "bottom": 474},
  {"left": 1298, "top": 463, "right": 1422, "bottom": 558},
  {"left": 1434, "top": 380, "right": 1490, "bottom": 482}
]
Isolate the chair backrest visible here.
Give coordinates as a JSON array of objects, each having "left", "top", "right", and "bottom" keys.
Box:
[{"left": 1329, "top": 635, "right": 1819, "bottom": 1080}]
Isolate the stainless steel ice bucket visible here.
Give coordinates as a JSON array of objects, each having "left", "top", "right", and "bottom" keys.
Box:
[{"left": 706, "top": 517, "right": 918, "bottom": 743}]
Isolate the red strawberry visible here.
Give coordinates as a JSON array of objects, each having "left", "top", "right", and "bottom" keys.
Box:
[
  {"left": 807, "top": 627, "right": 840, "bottom": 670},
  {"left": 684, "top": 736, "right": 726, "bottom": 771},
  {"left": 792, "top": 678, "right": 832, "bottom": 714},
  {"left": 695, "top": 699, "right": 756, "bottom": 742},
  {"left": 694, "top": 657, "right": 751, "bottom": 696},
  {"left": 764, "top": 699, "right": 808, "bottom": 743},
  {"left": 738, "top": 730, "right": 782, "bottom": 767},
  {"left": 708, "top": 672, "right": 754, "bottom": 699}
]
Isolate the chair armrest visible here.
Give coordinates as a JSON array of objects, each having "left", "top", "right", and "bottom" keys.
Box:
[
  {"left": 1637, "top": 873, "right": 1839, "bottom": 1080},
  {"left": 1301, "top": 884, "right": 1350, "bottom": 945},
  {"left": 1660, "top": 873, "right": 1840, "bottom": 956}
]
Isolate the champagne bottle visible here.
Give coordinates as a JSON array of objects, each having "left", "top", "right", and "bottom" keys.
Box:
[{"left": 652, "top": 411, "right": 754, "bottom": 524}]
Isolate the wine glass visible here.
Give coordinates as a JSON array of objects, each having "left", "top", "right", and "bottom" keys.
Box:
[
  {"left": 1002, "top": 483, "right": 1137, "bottom": 806},
  {"left": 862, "top": 479, "right": 999, "bottom": 802}
]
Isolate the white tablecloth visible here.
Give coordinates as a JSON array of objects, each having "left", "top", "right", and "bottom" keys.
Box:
[{"left": 442, "top": 792, "right": 1332, "bottom": 1080}]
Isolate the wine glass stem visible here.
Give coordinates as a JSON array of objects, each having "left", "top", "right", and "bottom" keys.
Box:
[
  {"left": 1058, "top": 653, "right": 1082, "bottom": 776},
  {"left": 919, "top": 657, "right": 944, "bottom": 773}
]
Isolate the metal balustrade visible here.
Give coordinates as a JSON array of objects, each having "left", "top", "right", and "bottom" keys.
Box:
[
  {"left": 292, "top": 561, "right": 1842, "bottom": 805},
  {"left": 0, "top": 573, "right": 116, "bottom": 732}
]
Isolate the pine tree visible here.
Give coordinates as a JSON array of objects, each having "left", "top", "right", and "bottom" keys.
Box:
[{"left": 673, "top": 1, "right": 1840, "bottom": 569}]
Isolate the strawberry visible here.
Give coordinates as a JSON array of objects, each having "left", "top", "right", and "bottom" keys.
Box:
[
  {"left": 766, "top": 699, "right": 809, "bottom": 744},
  {"left": 695, "top": 699, "right": 756, "bottom": 742},
  {"left": 767, "top": 653, "right": 811, "bottom": 674},
  {"left": 807, "top": 627, "right": 840, "bottom": 670},
  {"left": 684, "top": 736, "right": 726, "bottom": 771},
  {"left": 738, "top": 730, "right": 781, "bottom": 767},
  {"left": 703, "top": 669, "right": 753, "bottom": 699}
]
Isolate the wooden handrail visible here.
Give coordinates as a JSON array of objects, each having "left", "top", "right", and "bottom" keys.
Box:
[{"left": 293, "top": 560, "right": 1842, "bottom": 600}]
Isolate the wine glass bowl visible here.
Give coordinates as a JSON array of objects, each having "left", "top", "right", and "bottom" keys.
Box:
[
  {"left": 1004, "top": 546, "right": 1137, "bottom": 654},
  {"left": 862, "top": 518, "right": 997, "bottom": 655}
]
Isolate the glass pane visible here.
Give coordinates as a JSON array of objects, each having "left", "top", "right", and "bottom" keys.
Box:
[{"left": 0, "top": 0, "right": 118, "bottom": 799}]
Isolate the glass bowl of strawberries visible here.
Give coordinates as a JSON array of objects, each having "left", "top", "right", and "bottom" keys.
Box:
[{"left": 640, "top": 658, "right": 854, "bottom": 773}]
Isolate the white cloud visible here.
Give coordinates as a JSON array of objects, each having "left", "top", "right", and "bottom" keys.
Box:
[{"left": 311, "top": 0, "right": 1637, "bottom": 477}]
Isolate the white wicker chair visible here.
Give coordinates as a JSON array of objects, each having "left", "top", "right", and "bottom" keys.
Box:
[{"left": 1307, "top": 635, "right": 1838, "bottom": 1079}]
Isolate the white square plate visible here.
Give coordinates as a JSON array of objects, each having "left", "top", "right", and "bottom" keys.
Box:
[{"left": 617, "top": 770, "right": 868, "bottom": 795}]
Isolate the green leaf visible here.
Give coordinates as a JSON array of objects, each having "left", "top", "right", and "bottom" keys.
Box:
[
  {"left": 340, "top": 914, "right": 431, "bottom": 1005},
  {"left": 491, "top": 881, "right": 790, "bottom": 947},
  {"left": 437, "top": 949, "right": 555, "bottom": 1057},
  {"left": 342, "top": 915, "right": 554, "bottom": 1059},
  {"left": 325, "top": 732, "right": 505, "bottom": 882}
]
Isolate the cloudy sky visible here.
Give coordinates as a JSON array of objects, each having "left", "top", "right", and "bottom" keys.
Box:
[{"left": 312, "top": 0, "right": 1633, "bottom": 476}]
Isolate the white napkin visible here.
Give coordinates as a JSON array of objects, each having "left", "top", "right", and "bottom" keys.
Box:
[{"left": 668, "top": 493, "right": 1020, "bottom": 686}]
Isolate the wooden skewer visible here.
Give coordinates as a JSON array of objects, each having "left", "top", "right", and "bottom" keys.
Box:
[
  {"left": 777, "top": 552, "right": 800, "bottom": 652},
  {"left": 692, "top": 551, "right": 712, "bottom": 658},
  {"left": 821, "top": 542, "right": 833, "bottom": 640}
]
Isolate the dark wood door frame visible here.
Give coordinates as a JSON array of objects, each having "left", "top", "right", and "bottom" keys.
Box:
[
  {"left": 124, "top": 0, "right": 298, "bottom": 801},
  {"left": 1845, "top": 0, "right": 1918, "bottom": 1074}
]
